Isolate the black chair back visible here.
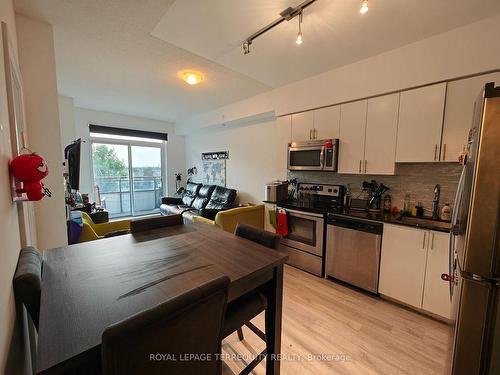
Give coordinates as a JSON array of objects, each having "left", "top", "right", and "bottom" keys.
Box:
[
  {"left": 102, "top": 276, "right": 230, "bottom": 375},
  {"left": 235, "top": 223, "right": 280, "bottom": 249},
  {"left": 13, "top": 247, "right": 42, "bottom": 329},
  {"left": 130, "top": 214, "right": 183, "bottom": 233}
]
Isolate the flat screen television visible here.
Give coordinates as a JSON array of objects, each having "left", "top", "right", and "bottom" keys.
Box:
[{"left": 64, "top": 140, "right": 81, "bottom": 191}]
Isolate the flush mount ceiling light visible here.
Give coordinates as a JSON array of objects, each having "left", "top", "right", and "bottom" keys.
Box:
[
  {"left": 243, "top": 0, "right": 317, "bottom": 55},
  {"left": 180, "top": 71, "right": 203, "bottom": 85},
  {"left": 360, "top": 0, "right": 369, "bottom": 14}
]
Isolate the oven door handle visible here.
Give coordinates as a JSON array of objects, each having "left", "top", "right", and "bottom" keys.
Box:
[{"left": 280, "top": 208, "right": 325, "bottom": 219}]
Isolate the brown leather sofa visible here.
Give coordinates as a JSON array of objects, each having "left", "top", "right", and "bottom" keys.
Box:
[{"left": 160, "top": 182, "right": 237, "bottom": 220}]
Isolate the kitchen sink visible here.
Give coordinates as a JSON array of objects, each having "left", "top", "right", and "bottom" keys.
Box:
[{"left": 396, "top": 216, "right": 452, "bottom": 231}]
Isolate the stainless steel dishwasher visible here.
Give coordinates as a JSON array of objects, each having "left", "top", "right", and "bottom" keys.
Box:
[{"left": 326, "top": 214, "right": 383, "bottom": 293}]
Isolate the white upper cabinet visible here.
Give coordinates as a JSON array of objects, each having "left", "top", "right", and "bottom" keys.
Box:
[
  {"left": 291, "top": 111, "right": 314, "bottom": 141},
  {"left": 442, "top": 72, "right": 500, "bottom": 162},
  {"left": 396, "top": 83, "right": 446, "bottom": 162},
  {"left": 338, "top": 100, "right": 368, "bottom": 174},
  {"left": 364, "top": 93, "right": 400, "bottom": 175},
  {"left": 313, "top": 105, "right": 340, "bottom": 140},
  {"left": 275, "top": 115, "right": 291, "bottom": 180},
  {"left": 422, "top": 231, "right": 452, "bottom": 319}
]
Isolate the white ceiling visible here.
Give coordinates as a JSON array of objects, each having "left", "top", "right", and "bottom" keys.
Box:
[{"left": 14, "top": 0, "right": 500, "bottom": 123}]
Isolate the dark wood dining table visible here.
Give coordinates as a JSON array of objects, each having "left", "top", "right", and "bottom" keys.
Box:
[{"left": 37, "top": 222, "right": 288, "bottom": 374}]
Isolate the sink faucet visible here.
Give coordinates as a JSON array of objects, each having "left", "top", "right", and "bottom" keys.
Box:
[{"left": 432, "top": 184, "right": 441, "bottom": 219}]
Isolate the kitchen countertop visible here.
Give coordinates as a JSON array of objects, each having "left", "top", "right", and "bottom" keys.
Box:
[{"left": 272, "top": 200, "right": 452, "bottom": 233}]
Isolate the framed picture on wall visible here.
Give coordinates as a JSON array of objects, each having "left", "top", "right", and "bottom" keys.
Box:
[{"left": 2, "top": 21, "right": 28, "bottom": 201}]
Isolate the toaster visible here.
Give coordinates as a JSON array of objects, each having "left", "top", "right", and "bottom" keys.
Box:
[{"left": 265, "top": 181, "right": 289, "bottom": 203}]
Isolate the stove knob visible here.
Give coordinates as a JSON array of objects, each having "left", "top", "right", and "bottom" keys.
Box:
[{"left": 328, "top": 188, "right": 332, "bottom": 193}]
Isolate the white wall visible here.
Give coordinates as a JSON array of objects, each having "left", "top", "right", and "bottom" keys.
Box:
[
  {"left": 178, "top": 13, "right": 500, "bottom": 133},
  {"left": 185, "top": 119, "right": 285, "bottom": 203},
  {"left": 16, "top": 15, "right": 67, "bottom": 251},
  {"left": 183, "top": 13, "right": 500, "bottom": 204},
  {"left": 57, "top": 99, "right": 186, "bottom": 199},
  {"left": 0, "top": 0, "right": 30, "bottom": 372}
]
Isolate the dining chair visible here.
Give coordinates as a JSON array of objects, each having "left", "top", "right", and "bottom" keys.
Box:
[
  {"left": 130, "top": 214, "right": 183, "bottom": 233},
  {"left": 13, "top": 246, "right": 43, "bottom": 330},
  {"left": 101, "top": 276, "right": 230, "bottom": 375},
  {"left": 222, "top": 223, "right": 280, "bottom": 374}
]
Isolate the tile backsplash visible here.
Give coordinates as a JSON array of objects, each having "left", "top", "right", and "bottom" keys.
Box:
[{"left": 289, "top": 163, "right": 462, "bottom": 214}]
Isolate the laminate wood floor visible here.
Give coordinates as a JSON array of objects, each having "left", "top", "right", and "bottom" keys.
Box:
[{"left": 222, "top": 265, "right": 453, "bottom": 375}]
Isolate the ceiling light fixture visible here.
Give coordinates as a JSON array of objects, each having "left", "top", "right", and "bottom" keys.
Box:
[
  {"left": 181, "top": 71, "right": 203, "bottom": 85},
  {"left": 360, "top": 0, "right": 369, "bottom": 14},
  {"left": 242, "top": 0, "right": 317, "bottom": 55},
  {"left": 296, "top": 11, "right": 303, "bottom": 45}
]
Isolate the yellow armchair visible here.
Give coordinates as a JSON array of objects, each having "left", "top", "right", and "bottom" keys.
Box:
[
  {"left": 192, "top": 205, "right": 265, "bottom": 234},
  {"left": 78, "top": 212, "right": 131, "bottom": 243}
]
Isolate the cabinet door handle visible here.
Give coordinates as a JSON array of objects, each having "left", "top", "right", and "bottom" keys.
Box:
[
  {"left": 364, "top": 160, "right": 367, "bottom": 173},
  {"left": 309, "top": 129, "right": 312, "bottom": 140},
  {"left": 314, "top": 128, "right": 317, "bottom": 139},
  {"left": 431, "top": 232, "right": 435, "bottom": 250},
  {"left": 434, "top": 144, "right": 438, "bottom": 161},
  {"left": 443, "top": 144, "right": 446, "bottom": 160},
  {"left": 422, "top": 232, "right": 427, "bottom": 249},
  {"left": 359, "top": 160, "right": 362, "bottom": 173}
]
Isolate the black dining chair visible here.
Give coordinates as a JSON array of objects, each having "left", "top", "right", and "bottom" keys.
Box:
[
  {"left": 13, "top": 246, "right": 43, "bottom": 330},
  {"left": 130, "top": 214, "right": 183, "bottom": 233},
  {"left": 223, "top": 223, "right": 280, "bottom": 374},
  {"left": 101, "top": 276, "right": 230, "bottom": 375}
]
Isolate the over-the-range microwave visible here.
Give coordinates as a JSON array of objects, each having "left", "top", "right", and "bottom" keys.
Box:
[{"left": 287, "top": 139, "right": 339, "bottom": 171}]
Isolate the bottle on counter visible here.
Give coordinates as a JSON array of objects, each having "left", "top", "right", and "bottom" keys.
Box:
[
  {"left": 416, "top": 202, "right": 424, "bottom": 217},
  {"left": 403, "top": 193, "right": 411, "bottom": 215},
  {"left": 344, "top": 184, "right": 351, "bottom": 208},
  {"left": 441, "top": 203, "right": 451, "bottom": 221},
  {"left": 383, "top": 194, "right": 392, "bottom": 212}
]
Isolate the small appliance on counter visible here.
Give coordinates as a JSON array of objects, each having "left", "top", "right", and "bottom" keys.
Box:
[{"left": 264, "top": 180, "right": 288, "bottom": 203}]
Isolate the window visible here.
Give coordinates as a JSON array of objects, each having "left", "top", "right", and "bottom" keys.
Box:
[{"left": 90, "top": 127, "right": 166, "bottom": 219}]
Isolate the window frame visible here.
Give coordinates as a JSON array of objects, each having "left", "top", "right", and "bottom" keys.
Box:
[{"left": 90, "top": 134, "right": 167, "bottom": 218}]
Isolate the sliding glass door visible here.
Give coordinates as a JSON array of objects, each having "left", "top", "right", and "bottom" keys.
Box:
[{"left": 91, "top": 138, "right": 165, "bottom": 218}]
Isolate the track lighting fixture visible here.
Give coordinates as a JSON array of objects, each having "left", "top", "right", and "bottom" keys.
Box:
[
  {"left": 360, "top": 0, "right": 369, "bottom": 14},
  {"left": 242, "top": 0, "right": 372, "bottom": 55},
  {"left": 242, "top": 0, "right": 317, "bottom": 55},
  {"left": 296, "top": 11, "right": 303, "bottom": 45}
]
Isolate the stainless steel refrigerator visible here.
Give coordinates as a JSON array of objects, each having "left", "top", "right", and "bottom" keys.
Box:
[{"left": 449, "top": 82, "right": 500, "bottom": 375}]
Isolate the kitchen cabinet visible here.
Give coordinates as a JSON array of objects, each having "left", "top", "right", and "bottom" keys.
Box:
[
  {"left": 379, "top": 223, "right": 451, "bottom": 319},
  {"left": 338, "top": 100, "right": 367, "bottom": 174},
  {"left": 313, "top": 105, "right": 340, "bottom": 140},
  {"left": 275, "top": 115, "right": 291, "bottom": 180},
  {"left": 364, "top": 93, "right": 400, "bottom": 175},
  {"left": 379, "top": 224, "right": 428, "bottom": 308},
  {"left": 422, "top": 231, "right": 451, "bottom": 319},
  {"left": 291, "top": 106, "right": 340, "bottom": 141},
  {"left": 291, "top": 111, "right": 314, "bottom": 141},
  {"left": 396, "top": 83, "right": 446, "bottom": 162},
  {"left": 441, "top": 72, "right": 500, "bottom": 161}
]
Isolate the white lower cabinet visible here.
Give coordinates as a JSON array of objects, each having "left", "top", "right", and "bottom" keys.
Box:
[{"left": 379, "top": 224, "right": 451, "bottom": 319}]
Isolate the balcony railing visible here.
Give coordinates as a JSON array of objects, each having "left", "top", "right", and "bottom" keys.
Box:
[{"left": 94, "top": 176, "right": 163, "bottom": 218}]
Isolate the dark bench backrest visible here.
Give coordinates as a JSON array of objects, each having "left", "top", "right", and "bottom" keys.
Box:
[{"left": 13, "top": 246, "right": 43, "bottom": 329}]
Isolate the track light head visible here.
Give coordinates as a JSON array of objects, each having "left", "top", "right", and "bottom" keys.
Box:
[
  {"left": 243, "top": 40, "right": 251, "bottom": 55},
  {"left": 360, "top": 0, "right": 369, "bottom": 14}
]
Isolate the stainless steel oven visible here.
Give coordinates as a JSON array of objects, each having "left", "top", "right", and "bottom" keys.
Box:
[
  {"left": 287, "top": 139, "right": 339, "bottom": 171},
  {"left": 279, "top": 208, "right": 325, "bottom": 276}
]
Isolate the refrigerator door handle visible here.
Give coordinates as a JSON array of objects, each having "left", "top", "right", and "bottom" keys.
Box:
[{"left": 449, "top": 165, "right": 466, "bottom": 298}]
